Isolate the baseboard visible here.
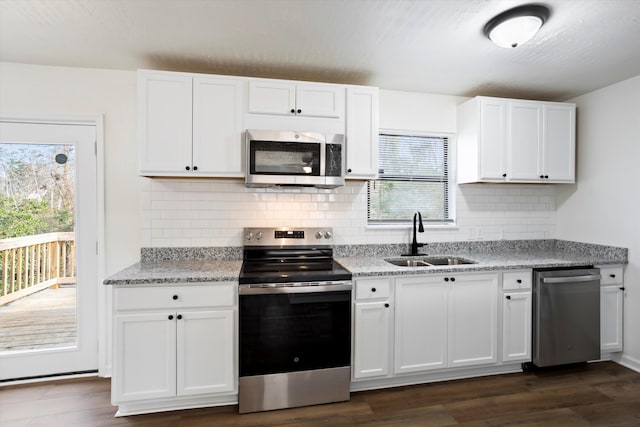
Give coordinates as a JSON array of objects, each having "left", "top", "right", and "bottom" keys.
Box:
[
  {"left": 617, "top": 353, "right": 640, "bottom": 373},
  {"left": 0, "top": 371, "right": 98, "bottom": 387}
]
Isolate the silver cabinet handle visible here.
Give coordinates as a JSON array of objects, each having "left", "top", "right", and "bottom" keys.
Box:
[{"left": 542, "top": 275, "right": 601, "bottom": 284}]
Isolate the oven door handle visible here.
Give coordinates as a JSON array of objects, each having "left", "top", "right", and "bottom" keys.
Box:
[{"left": 239, "top": 283, "right": 352, "bottom": 295}]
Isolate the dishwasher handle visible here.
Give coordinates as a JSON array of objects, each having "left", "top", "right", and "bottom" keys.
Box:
[{"left": 541, "top": 274, "right": 601, "bottom": 284}]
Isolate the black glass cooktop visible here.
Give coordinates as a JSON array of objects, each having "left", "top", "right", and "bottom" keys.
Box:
[{"left": 238, "top": 247, "right": 352, "bottom": 285}]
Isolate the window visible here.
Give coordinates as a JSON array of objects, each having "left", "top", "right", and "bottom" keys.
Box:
[{"left": 368, "top": 131, "right": 454, "bottom": 225}]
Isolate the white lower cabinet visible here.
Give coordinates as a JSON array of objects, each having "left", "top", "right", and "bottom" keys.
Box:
[
  {"left": 353, "top": 301, "right": 392, "bottom": 378},
  {"left": 177, "top": 310, "right": 235, "bottom": 396},
  {"left": 114, "top": 312, "right": 177, "bottom": 402},
  {"left": 447, "top": 273, "right": 499, "bottom": 367},
  {"left": 501, "top": 270, "right": 532, "bottom": 363},
  {"left": 598, "top": 265, "right": 625, "bottom": 352},
  {"left": 353, "top": 271, "right": 527, "bottom": 389},
  {"left": 394, "top": 276, "right": 447, "bottom": 373},
  {"left": 112, "top": 283, "right": 237, "bottom": 415},
  {"left": 353, "top": 278, "right": 392, "bottom": 379}
]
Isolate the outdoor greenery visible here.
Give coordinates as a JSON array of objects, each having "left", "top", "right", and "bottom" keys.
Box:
[{"left": 0, "top": 144, "right": 74, "bottom": 239}]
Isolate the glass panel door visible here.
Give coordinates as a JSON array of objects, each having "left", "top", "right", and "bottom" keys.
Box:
[{"left": 0, "top": 121, "right": 97, "bottom": 381}]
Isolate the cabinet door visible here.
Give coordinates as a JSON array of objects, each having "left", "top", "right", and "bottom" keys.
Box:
[
  {"left": 601, "top": 285, "right": 623, "bottom": 352},
  {"left": 448, "top": 273, "right": 498, "bottom": 368},
  {"left": 193, "top": 76, "right": 245, "bottom": 176},
  {"left": 296, "top": 84, "right": 344, "bottom": 118},
  {"left": 248, "top": 80, "right": 296, "bottom": 115},
  {"left": 479, "top": 98, "right": 508, "bottom": 181},
  {"left": 177, "top": 310, "right": 236, "bottom": 396},
  {"left": 502, "top": 291, "right": 532, "bottom": 362},
  {"left": 507, "top": 101, "right": 542, "bottom": 181},
  {"left": 353, "top": 301, "right": 392, "bottom": 379},
  {"left": 113, "top": 312, "right": 176, "bottom": 403},
  {"left": 346, "top": 86, "right": 379, "bottom": 179},
  {"left": 394, "top": 277, "right": 448, "bottom": 374},
  {"left": 542, "top": 103, "right": 575, "bottom": 183},
  {"left": 138, "top": 71, "right": 193, "bottom": 174}
]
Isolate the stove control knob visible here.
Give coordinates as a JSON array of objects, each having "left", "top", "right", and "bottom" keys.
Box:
[
  {"left": 315, "top": 231, "right": 324, "bottom": 239},
  {"left": 246, "top": 232, "right": 254, "bottom": 241},
  {"left": 323, "top": 231, "right": 332, "bottom": 239},
  {"left": 256, "top": 231, "right": 263, "bottom": 241}
]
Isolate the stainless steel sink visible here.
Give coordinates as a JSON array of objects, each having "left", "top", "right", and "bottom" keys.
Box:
[{"left": 385, "top": 256, "right": 476, "bottom": 267}]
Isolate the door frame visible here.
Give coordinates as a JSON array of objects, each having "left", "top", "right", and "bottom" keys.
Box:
[{"left": 0, "top": 113, "right": 106, "bottom": 379}]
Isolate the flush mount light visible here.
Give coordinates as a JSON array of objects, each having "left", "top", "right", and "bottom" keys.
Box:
[{"left": 484, "top": 4, "right": 550, "bottom": 48}]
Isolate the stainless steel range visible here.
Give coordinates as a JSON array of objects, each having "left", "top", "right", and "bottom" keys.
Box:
[{"left": 238, "top": 227, "right": 352, "bottom": 414}]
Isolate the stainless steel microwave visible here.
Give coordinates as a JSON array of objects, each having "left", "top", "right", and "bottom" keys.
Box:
[{"left": 245, "top": 130, "right": 345, "bottom": 188}]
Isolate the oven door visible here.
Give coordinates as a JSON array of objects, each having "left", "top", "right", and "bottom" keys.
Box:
[{"left": 239, "top": 284, "right": 352, "bottom": 378}]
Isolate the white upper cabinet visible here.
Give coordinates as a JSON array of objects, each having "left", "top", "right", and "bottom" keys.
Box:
[
  {"left": 248, "top": 80, "right": 344, "bottom": 118},
  {"left": 457, "top": 96, "right": 575, "bottom": 184},
  {"left": 192, "top": 76, "right": 245, "bottom": 177},
  {"left": 345, "top": 86, "right": 379, "bottom": 179},
  {"left": 138, "top": 70, "right": 245, "bottom": 177},
  {"left": 138, "top": 69, "right": 379, "bottom": 178},
  {"left": 478, "top": 97, "right": 508, "bottom": 181},
  {"left": 542, "top": 103, "right": 576, "bottom": 182},
  {"left": 508, "top": 100, "right": 543, "bottom": 181},
  {"left": 138, "top": 71, "right": 193, "bottom": 174}
]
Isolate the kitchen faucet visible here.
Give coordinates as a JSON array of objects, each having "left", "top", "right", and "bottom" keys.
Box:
[{"left": 405, "top": 211, "right": 425, "bottom": 256}]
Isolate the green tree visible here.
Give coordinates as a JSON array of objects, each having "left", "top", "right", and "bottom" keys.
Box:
[{"left": 0, "top": 197, "right": 50, "bottom": 238}]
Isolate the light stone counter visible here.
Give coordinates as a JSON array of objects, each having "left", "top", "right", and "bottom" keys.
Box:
[{"left": 104, "top": 239, "right": 627, "bottom": 285}]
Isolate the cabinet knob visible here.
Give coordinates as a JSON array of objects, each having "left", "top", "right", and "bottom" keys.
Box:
[
  {"left": 539, "top": 174, "right": 544, "bottom": 179},
  {"left": 347, "top": 168, "right": 352, "bottom": 173},
  {"left": 297, "top": 109, "right": 302, "bottom": 114},
  {"left": 290, "top": 109, "right": 295, "bottom": 114},
  {"left": 444, "top": 277, "right": 449, "bottom": 282},
  {"left": 517, "top": 279, "right": 522, "bottom": 284},
  {"left": 544, "top": 175, "right": 549, "bottom": 179},
  {"left": 384, "top": 303, "right": 390, "bottom": 308},
  {"left": 177, "top": 314, "right": 183, "bottom": 320},
  {"left": 620, "top": 287, "right": 626, "bottom": 291},
  {"left": 450, "top": 277, "right": 456, "bottom": 282},
  {"left": 371, "top": 287, "right": 377, "bottom": 292},
  {"left": 502, "top": 173, "right": 507, "bottom": 178},
  {"left": 172, "top": 295, "right": 178, "bottom": 300},
  {"left": 168, "top": 315, "right": 174, "bottom": 320},
  {"left": 506, "top": 295, "right": 512, "bottom": 300},
  {"left": 185, "top": 166, "right": 190, "bottom": 171},
  {"left": 193, "top": 166, "right": 198, "bottom": 171},
  {"left": 610, "top": 274, "right": 616, "bottom": 278}
]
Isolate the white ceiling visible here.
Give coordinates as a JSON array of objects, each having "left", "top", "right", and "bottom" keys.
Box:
[{"left": 1, "top": 0, "right": 640, "bottom": 101}]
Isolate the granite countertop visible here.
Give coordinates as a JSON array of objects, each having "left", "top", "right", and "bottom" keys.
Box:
[
  {"left": 337, "top": 249, "right": 626, "bottom": 278},
  {"left": 103, "top": 240, "right": 627, "bottom": 285},
  {"left": 103, "top": 259, "right": 242, "bottom": 285}
]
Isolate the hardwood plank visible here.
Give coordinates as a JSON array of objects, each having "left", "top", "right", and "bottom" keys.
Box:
[{"left": 1, "top": 362, "right": 639, "bottom": 426}]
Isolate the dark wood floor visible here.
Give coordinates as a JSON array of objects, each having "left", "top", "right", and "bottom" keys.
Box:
[{"left": 1, "top": 361, "right": 639, "bottom": 426}]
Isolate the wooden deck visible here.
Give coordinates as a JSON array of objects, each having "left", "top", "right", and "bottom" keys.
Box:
[{"left": 0, "top": 286, "right": 76, "bottom": 352}]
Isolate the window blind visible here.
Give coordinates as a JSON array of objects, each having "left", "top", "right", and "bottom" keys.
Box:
[{"left": 368, "top": 133, "right": 452, "bottom": 224}]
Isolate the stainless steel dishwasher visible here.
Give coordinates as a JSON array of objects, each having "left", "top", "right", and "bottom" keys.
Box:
[{"left": 530, "top": 267, "right": 601, "bottom": 369}]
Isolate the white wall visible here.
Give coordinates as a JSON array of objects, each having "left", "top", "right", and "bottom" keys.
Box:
[
  {"left": 0, "top": 62, "right": 140, "bottom": 277},
  {"left": 557, "top": 74, "right": 640, "bottom": 370}
]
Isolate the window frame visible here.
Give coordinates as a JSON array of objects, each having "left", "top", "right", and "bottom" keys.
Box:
[{"left": 367, "top": 129, "right": 456, "bottom": 228}]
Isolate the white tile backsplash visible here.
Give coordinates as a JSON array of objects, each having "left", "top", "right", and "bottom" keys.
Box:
[{"left": 141, "top": 178, "right": 556, "bottom": 247}]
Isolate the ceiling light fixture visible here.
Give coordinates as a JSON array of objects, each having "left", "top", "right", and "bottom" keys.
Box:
[{"left": 484, "top": 4, "right": 550, "bottom": 48}]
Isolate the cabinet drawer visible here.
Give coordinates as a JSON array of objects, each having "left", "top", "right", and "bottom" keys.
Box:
[
  {"left": 599, "top": 266, "right": 623, "bottom": 285},
  {"left": 502, "top": 271, "right": 532, "bottom": 290},
  {"left": 355, "top": 278, "right": 391, "bottom": 301},
  {"left": 115, "top": 283, "right": 236, "bottom": 311}
]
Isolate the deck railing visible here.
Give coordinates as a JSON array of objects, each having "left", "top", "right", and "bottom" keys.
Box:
[{"left": 0, "top": 232, "right": 76, "bottom": 306}]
